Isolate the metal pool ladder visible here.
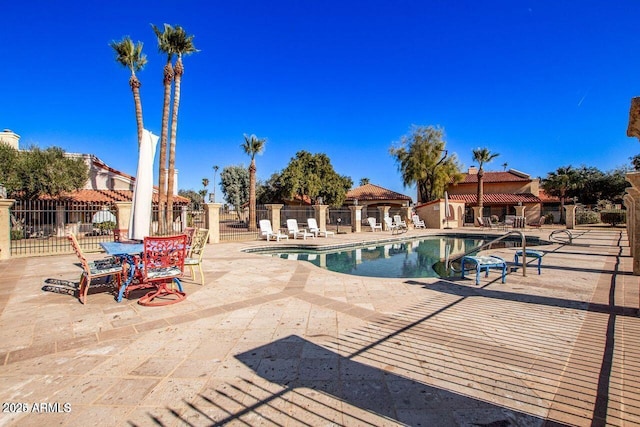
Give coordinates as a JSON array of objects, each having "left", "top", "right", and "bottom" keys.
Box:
[
  {"left": 447, "top": 230, "right": 529, "bottom": 277},
  {"left": 549, "top": 229, "right": 573, "bottom": 245}
]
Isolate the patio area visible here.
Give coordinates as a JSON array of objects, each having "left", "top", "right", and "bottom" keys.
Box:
[{"left": 0, "top": 227, "right": 638, "bottom": 426}]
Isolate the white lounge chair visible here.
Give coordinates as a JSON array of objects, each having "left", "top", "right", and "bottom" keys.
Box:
[
  {"left": 367, "top": 217, "right": 382, "bottom": 232},
  {"left": 393, "top": 215, "right": 408, "bottom": 230},
  {"left": 286, "top": 219, "right": 315, "bottom": 240},
  {"left": 412, "top": 214, "right": 426, "bottom": 229},
  {"left": 307, "top": 218, "right": 335, "bottom": 238},
  {"left": 383, "top": 216, "right": 403, "bottom": 235},
  {"left": 259, "top": 219, "right": 289, "bottom": 242}
]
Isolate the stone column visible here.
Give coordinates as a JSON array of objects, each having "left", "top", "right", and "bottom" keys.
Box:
[
  {"left": 377, "top": 206, "right": 390, "bottom": 230},
  {"left": 472, "top": 206, "right": 483, "bottom": 226},
  {"left": 114, "top": 202, "right": 132, "bottom": 231},
  {"left": 624, "top": 192, "right": 635, "bottom": 257},
  {"left": 626, "top": 172, "right": 640, "bottom": 274},
  {"left": 0, "top": 199, "right": 15, "bottom": 260},
  {"left": 349, "top": 206, "right": 363, "bottom": 233},
  {"left": 564, "top": 205, "right": 577, "bottom": 229},
  {"left": 312, "top": 204, "right": 329, "bottom": 231},
  {"left": 401, "top": 206, "right": 412, "bottom": 227},
  {"left": 56, "top": 203, "right": 66, "bottom": 237},
  {"left": 265, "top": 204, "right": 284, "bottom": 230},
  {"left": 204, "top": 203, "right": 223, "bottom": 243},
  {"left": 514, "top": 205, "right": 526, "bottom": 217}
]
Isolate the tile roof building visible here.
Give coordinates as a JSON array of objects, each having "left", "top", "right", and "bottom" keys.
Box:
[{"left": 446, "top": 167, "right": 557, "bottom": 224}]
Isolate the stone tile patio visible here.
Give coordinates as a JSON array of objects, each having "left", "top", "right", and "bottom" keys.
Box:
[{"left": 0, "top": 227, "right": 637, "bottom": 426}]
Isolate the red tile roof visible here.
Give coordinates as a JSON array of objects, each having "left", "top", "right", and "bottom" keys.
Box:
[
  {"left": 39, "top": 189, "right": 190, "bottom": 204},
  {"left": 346, "top": 183, "right": 412, "bottom": 201},
  {"left": 448, "top": 193, "right": 541, "bottom": 204},
  {"left": 458, "top": 170, "right": 531, "bottom": 184},
  {"left": 538, "top": 190, "right": 560, "bottom": 202}
]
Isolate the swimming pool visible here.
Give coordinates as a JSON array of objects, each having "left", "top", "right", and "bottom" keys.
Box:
[{"left": 250, "top": 235, "right": 549, "bottom": 279}]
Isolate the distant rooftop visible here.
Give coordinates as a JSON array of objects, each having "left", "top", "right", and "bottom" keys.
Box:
[{"left": 346, "top": 183, "right": 412, "bottom": 201}]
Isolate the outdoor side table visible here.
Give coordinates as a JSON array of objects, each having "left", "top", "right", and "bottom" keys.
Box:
[
  {"left": 461, "top": 255, "right": 507, "bottom": 285},
  {"left": 100, "top": 241, "right": 144, "bottom": 302},
  {"left": 514, "top": 249, "right": 543, "bottom": 275}
]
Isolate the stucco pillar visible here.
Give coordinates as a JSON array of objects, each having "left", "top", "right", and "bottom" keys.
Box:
[
  {"left": 265, "top": 204, "right": 284, "bottom": 230},
  {"left": 114, "top": 202, "right": 132, "bottom": 231},
  {"left": 349, "top": 206, "right": 363, "bottom": 233},
  {"left": 0, "top": 199, "right": 15, "bottom": 260},
  {"left": 204, "top": 203, "right": 223, "bottom": 243},
  {"left": 313, "top": 205, "right": 329, "bottom": 231},
  {"left": 472, "top": 206, "right": 483, "bottom": 226},
  {"left": 564, "top": 205, "right": 577, "bottom": 229},
  {"left": 624, "top": 193, "right": 635, "bottom": 257},
  {"left": 378, "top": 206, "right": 391, "bottom": 230},
  {"left": 401, "top": 206, "right": 412, "bottom": 227},
  {"left": 626, "top": 172, "right": 640, "bottom": 274},
  {"left": 514, "top": 205, "right": 526, "bottom": 217}
]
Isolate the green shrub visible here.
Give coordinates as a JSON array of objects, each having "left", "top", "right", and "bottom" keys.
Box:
[
  {"left": 576, "top": 211, "right": 600, "bottom": 225},
  {"left": 10, "top": 230, "right": 24, "bottom": 240},
  {"left": 544, "top": 213, "right": 555, "bottom": 224},
  {"left": 600, "top": 211, "right": 626, "bottom": 226}
]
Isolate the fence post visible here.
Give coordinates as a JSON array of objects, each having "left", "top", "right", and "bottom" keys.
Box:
[
  {"left": 265, "top": 204, "right": 284, "bottom": 229},
  {"left": 312, "top": 204, "right": 328, "bottom": 231},
  {"left": 114, "top": 202, "right": 132, "bottom": 232},
  {"left": 349, "top": 205, "right": 363, "bottom": 233},
  {"left": 564, "top": 205, "right": 577, "bottom": 229},
  {"left": 0, "top": 199, "right": 15, "bottom": 260},
  {"left": 205, "top": 203, "right": 223, "bottom": 243}
]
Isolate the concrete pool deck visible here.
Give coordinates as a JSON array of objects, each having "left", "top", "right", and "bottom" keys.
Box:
[{"left": 0, "top": 227, "right": 637, "bottom": 426}]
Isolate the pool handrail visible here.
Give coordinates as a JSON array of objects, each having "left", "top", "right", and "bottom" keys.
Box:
[
  {"left": 446, "top": 230, "right": 528, "bottom": 277},
  {"left": 549, "top": 229, "right": 573, "bottom": 245}
]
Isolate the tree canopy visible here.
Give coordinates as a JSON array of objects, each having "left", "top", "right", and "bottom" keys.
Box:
[
  {"left": 389, "top": 125, "right": 463, "bottom": 203},
  {"left": 278, "top": 151, "right": 353, "bottom": 207},
  {"left": 219, "top": 165, "right": 249, "bottom": 215},
  {"left": 0, "top": 144, "right": 88, "bottom": 199}
]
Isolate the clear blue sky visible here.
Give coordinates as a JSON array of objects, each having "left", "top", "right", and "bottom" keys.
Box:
[{"left": 3, "top": 1, "right": 639, "bottom": 202}]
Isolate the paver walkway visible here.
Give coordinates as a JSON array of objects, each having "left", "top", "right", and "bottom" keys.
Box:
[{"left": 0, "top": 227, "right": 637, "bottom": 426}]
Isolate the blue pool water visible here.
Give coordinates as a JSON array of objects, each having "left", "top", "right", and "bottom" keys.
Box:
[{"left": 256, "top": 235, "right": 547, "bottom": 279}]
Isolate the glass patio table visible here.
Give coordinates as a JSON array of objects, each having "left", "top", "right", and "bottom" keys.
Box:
[{"left": 99, "top": 241, "right": 144, "bottom": 302}]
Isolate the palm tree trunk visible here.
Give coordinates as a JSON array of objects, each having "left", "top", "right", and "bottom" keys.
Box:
[
  {"left": 158, "top": 61, "right": 173, "bottom": 235},
  {"left": 477, "top": 170, "right": 484, "bottom": 215},
  {"left": 166, "top": 58, "right": 183, "bottom": 227},
  {"left": 129, "top": 76, "right": 144, "bottom": 148},
  {"left": 249, "top": 160, "right": 257, "bottom": 232}
]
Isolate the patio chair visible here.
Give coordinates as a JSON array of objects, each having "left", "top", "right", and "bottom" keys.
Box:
[
  {"left": 367, "top": 217, "right": 382, "bottom": 232},
  {"left": 412, "top": 215, "right": 426, "bottom": 229},
  {"left": 383, "top": 216, "right": 403, "bottom": 235},
  {"left": 138, "top": 234, "right": 188, "bottom": 306},
  {"left": 528, "top": 216, "right": 546, "bottom": 228},
  {"left": 184, "top": 227, "right": 197, "bottom": 246},
  {"left": 68, "top": 233, "right": 123, "bottom": 304},
  {"left": 307, "top": 218, "right": 335, "bottom": 238},
  {"left": 259, "top": 219, "right": 289, "bottom": 241},
  {"left": 483, "top": 217, "right": 499, "bottom": 230},
  {"left": 393, "top": 215, "right": 408, "bottom": 231},
  {"left": 286, "top": 219, "right": 315, "bottom": 240},
  {"left": 184, "top": 228, "right": 210, "bottom": 285}
]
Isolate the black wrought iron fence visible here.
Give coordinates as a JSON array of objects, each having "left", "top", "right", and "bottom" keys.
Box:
[
  {"left": 280, "top": 206, "right": 315, "bottom": 229},
  {"left": 10, "top": 200, "right": 117, "bottom": 256},
  {"left": 219, "top": 205, "right": 268, "bottom": 241}
]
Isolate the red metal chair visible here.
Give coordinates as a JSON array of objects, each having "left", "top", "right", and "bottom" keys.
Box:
[{"left": 138, "top": 234, "right": 188, "bottom": 306}]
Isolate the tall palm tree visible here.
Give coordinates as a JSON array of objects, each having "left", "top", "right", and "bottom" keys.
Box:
[
  {"left": 472, "top": 148, "right": 499, "bottom": 216},
  {"left": 151, "top": 23, "right": 175, "bottom": 233},
  {"left": 110, "top": 37, "right": 147, "bottom": 147},
  {"left": 242, "top": 134, "right": 266, "bottom": 231},
  {"left": 166, "top": 25, "right": 198, "bottom": 224}
]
